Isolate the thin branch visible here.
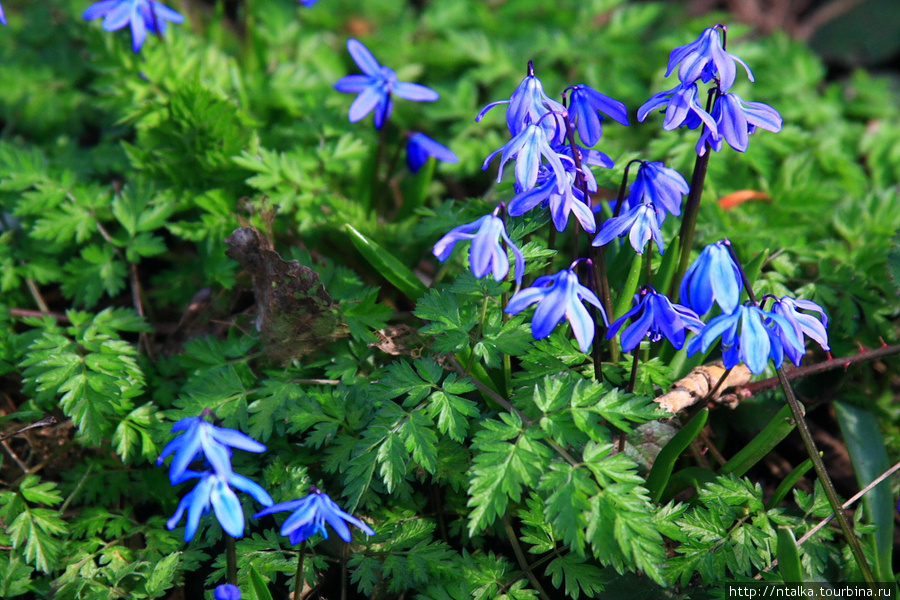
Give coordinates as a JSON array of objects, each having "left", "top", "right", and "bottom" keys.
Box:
[{"left": 503, "top": 515, "right": 552, "bottom": 600}]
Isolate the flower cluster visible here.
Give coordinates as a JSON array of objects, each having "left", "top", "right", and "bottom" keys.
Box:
[
  {"left": 158, "top": 413, "right": 272, "bottom": 541},
  {"left": 638, "top": 25, "right": 782, "bottom": 156},
  {"left": 158, "top": 412, "right": 374, "bottom": 548},
  {"left": 433, "top": 63, "right": 633, "bottom": 350},
  {"left": 682, "top": 240, "right": 829, "bottom": 374}
]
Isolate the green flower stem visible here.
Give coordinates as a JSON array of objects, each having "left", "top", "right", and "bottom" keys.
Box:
[
  {"left": 293, "top": 541, "right": 307, "bottom": 599},
  {"left": 776, "top": 366, "right": 876, "bottom": 586},
  {"left": 731, "top": 243, "right": 876, "bottom": 586},
  {"left": 226, "top": 534, "right": 237, "bottom": 585},
  {"left": 502, "top": 291, "right": 512, "bottom": 396}
]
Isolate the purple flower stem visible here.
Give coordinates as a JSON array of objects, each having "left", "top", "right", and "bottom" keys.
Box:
[
  {"left": 671, "top": 86, "right": 718, "bottom": 301},
  {"left": 558, "top": 89, "right": 616, "bottom": 367},
  {"left": 726, "top": 240, "right": 875, "bottom": 585},
  {"left": 226, "top": 534, "right": 237, "bottom": 585},
  {"left": 294, "top": 541, "right": 307, "bottom": 598},
  {"left": 613, "top": 159, "right": 644, "bottom": 218},
  {"left": 626, "top": 245, "right": 655, "bottom": 394}
]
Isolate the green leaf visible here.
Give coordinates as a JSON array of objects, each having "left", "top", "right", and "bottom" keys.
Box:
[
  {"left": 19, "top": 474, "right": 63, "bottom": 506},
  {"left": 766, "top": 457, "right": 814, "bottom": 510},
  {"left": 467, "top": 415, "right": 551, "bottom": 534},
  {"left": 834, "top": 401, "right": 894, "bottom": 582},
  {"left": 545, "top": 554, "right": 607, "bottom": 599},
  {"left": 777, "top": 528, "right": 803, "bottom": 583},
  {"left": 8, "top": 506, "right": 65, "bottom": 573},
  {"left": 144, "top": 552, "right": 180, "bottom": 597},
  {"left": 345, "top": 224, "right": 427, "bottom": 300},
  {"left": 646, "top": 408, "right": 708, "bottom": 503},
  {"left": 720, "top": 404, "right": 795, "bottom": 477},
  {"left": 248, "top": 563, "right": 274, "bottom": 600},
  {"left": 539, "top": 463, "right": 595, "bottom": 555}
]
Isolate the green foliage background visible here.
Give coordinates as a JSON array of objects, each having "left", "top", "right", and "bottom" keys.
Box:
[{"left": 0, "top": 0, "right": 897, "bottom": 598}]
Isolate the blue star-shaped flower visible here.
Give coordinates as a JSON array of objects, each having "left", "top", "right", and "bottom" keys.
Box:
[
  {"left": 505, "top": 267, "right": 607, "bottom": 352},
  {"left": 686, "top": 303, "right": 802, "bottom": 375},
  {"left": 696, "top": 92, "right": 782, "bottom": 155},
  {"left": 214, "top": 584, "right": 241, "bottom": 600},
  {"left": 768, "top": 296, "right": 829, "bottom": 365},
  {"left": 406, "top": 132, "right": 458, "bottom": 173},
  {"left": 592, "top": 202, "right": 666, "bottom": 255},
  {"left": 166, "top": 469, "right": 273, "bottom": 541},
  {"left": 333, "top": 39, "right": 439, "bottom": 129},
  {"left": 607, "top": 286, "right": 704, "bottom": 352},
  {"left": 83, "top": 0, "right": 185, "bottom": 53},
  {"left": 626, "top": 161, "right": 689, "bottom": 217},
  {"left": 566, "top": 84, "right": 630, "bottom": 147},
  {"left": 637, "top": 82, "right": 718, "bottom": 134},
  {"left": 482, "top": 123, "right": 568, "bottom": 192},
  {"left": 476, "top": 66, "right": 566, "bottom": 143},
  {"left": 253, "top": 487, "right": 374, "bottom": 545},
  {"left": 507, "top": 163, "right": 596, "bottom": 233},
  {"left": 157, "top": 415, "right": 266, "bottom": 484},
  {"left": 665, "top": 26, "right": 754, "bottom": 92},
  {"left": 433, "top": 213, "right": 525, "bottom": 285},
  {"left": 679, "top": 240, "right": 744, "bottom": 315}
]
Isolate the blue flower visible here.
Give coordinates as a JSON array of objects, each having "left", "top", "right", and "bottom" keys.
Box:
[
  {"left": 637, "top": 82, "right": 718, "bottom": 134},
  {"left": 333, "top": 39, "right": 439, "bottom": 129},
  {"left": 592, "top": 202, "right": 666, "bottom": 254},
  {"left": 83, "top": 0, "right": 185, "bottom": 53},
  {"left": 626, "top": 161, "right": 689, "bottom": 217},
  {"left": 433, "top": 213, "right": 525, "bottom": 285},
  {"left": 482, "top": 123, "right": 568, "bottom": 192},
  {"left": 214, "top": 584, "right": 241, "bottom": 600},
  {"left": 696, "top": 92, "right": 782, "bottom": 155},
  {"left": 566, "top": 84, "right": 630, "bottom": 147},
  {"left": 608, "top": 286, "right": 704, "bottom": 352},
  {"left": 298, "top": 0, "right": 319, "bottom": 5},
  {"left": 679, "top": 240, "right": 743, "bottom": 315},
  {"left": 505, "top": 267, "right": 607, "bottom": 352},
  {"left": 476, "top": 66, "right": 566, "bottom": 143},
  {"left": 665, "top": 26, "right": 753, "bottom": 92},
  {"left": 253, "top": 487, "right": 374, "bottom": 545},
  {"left": 768, "top": 296, "right": 829, "bottom": 365},
  {"left": 0, "top": 4, "right": 6, "bottom": 26},
  {"left": 507, "top": 164, "right": 596, "bottom": 233},
  {"left": 166, "top": 469, "right": 273, "bottom": 541},
  {"left": 157, "top": 415, "right": 266, "bottom": 484},
  {"left": 686, "top": 304, "right": 802, "bottom": 374},
  {"left": 406, "top": 133, "right": 458, "bottom": 173}
]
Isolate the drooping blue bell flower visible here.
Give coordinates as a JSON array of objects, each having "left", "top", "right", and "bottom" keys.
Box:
[
  {"left": 505, "top": 267, "right": 607, "bottom": 352},
  {"left": 679, "top": 240, "right": 744, "bottom": 315},
  {"left": 83, "top": 0, "right": 184, "bottom": 53},
  {"left": 253, "top": 487, "right": 374, "bottom": 545},
  {"left": 686, "top": 303, "right": 803, "bottom": 375},
  {"left": 607, "top": 286, "right": 704, "bottom": 352},
  {"left": 433, "top": 213, "right": 525, "bottom": 285}
]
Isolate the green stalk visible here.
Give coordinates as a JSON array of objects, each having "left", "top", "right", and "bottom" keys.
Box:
[
  {"left": 776, "top": 367, "right": 876, "bottom": 586},
  {"left": 729, "top": 242, "right": 876, "bottom": 585}
]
